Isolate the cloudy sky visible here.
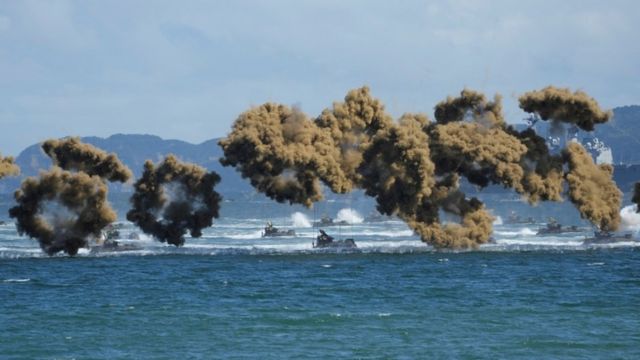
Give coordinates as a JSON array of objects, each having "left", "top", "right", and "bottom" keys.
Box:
[{"left": 1, "top": 0, "right": 639, "bottom": 155}]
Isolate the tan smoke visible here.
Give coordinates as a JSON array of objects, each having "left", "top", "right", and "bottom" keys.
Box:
[
  {"left": 0, "top": 155, "right": 20, "bottom": 178},
  {"left": 42, "top": 137, "right": 132, "bottom": 182},
  {"left": 9, "top": 167, "right": 116, "bottom": 255},
  {"left": 434, "top": 89, "right": 505, "bottom": 127},
  {"left": 220, "top": 86, "right": 620, "bottom": 249},
  {"left": 430, "top": 122, "right": 527, "bottom": 192},
  {"left": 9, "top": 139, "right": 129, "bottom": 255},
  {"left": 219, "top": 103, "right": 350, "bottom": 206},
  {"left": 127, "top": 155, "right": 222, "bottom": 246},
  {"left": 507, "top": 128, "right": 565, "bottom": 203},
  {"left": 359, "top": 113, "right": 436, "bottom": 217},
  {"left": 315, "top": 86, "right": 394, "bottom": 184},
  {"left": 406, "top": 207, "right": 494, "bottom": 249},
  {"left": 563, "top": 142, "right": 621, "bottom": 231},
  {"left": 519, "top": 86, "right": 612, "bottom": 131}
]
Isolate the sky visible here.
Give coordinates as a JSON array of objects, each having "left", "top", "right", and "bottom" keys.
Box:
[{"left": 1, "top": 0, "right": 639, "bottom": 156}]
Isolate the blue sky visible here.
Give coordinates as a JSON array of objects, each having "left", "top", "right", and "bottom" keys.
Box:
[{"left": 1, "top": 0, "right": 639, "bottom": 155}]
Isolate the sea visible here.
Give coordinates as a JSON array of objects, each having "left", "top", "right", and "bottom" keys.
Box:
[{"left": 1, "top": 193, "right": 640, "bottom": 359}]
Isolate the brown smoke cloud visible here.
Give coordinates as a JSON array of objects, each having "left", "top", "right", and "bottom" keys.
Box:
[
  {"left": 359, "top": 113, "right": 435, "bottom": 217},
  {"left": 9, "top": 168, "right": 116, "bottom": 255},
  {"left": 127, "top": 155, "right": 222, "bottom": 246},
  {"left": 220, "top": 86, "right": 620, "bottom": 249},
  {"left": 9, "top": 138, "right": 128, "bottom": 255},
  {"left": 315, "top": 86, "right": 394, "bottom": 185},
  {"left": 429, "top": 122, "right": 527, "bottom": 191},
  {"left": 519, "top": 86, "right": 612, "bottom": 131},
  {"left": 434, "top": 89, "right": 505, "bottom": 127},
  {"left": 563, "top": 142, "right": 622, "bottom": 231},
  {"left": 407, "top": 206, "right": 494, "bottom": 249},
  {"left": 506, "top": 128, "right": 565, "bottom": 203},
  {"left": 0, "top": 155, "right": 20, "bottom": 178},
  {"left": 42, "top": 137, "right": 132, "bottom": 182},
  {"left": 219, "top": 103, "right": 350, "bottom": 206}
]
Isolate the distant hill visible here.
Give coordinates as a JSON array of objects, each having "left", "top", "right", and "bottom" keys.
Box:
[
  {"left": 526, "top": 105, "right": 640, "bottom": 164},
  {"left": 0, "top": 134, "right": 252, "bottom": 195},
  {"left": 595, "top": 105, "right": 640, "bottom": 164},
  {"left": 2, "top": 105, "right": 640, "bottom": 196}
]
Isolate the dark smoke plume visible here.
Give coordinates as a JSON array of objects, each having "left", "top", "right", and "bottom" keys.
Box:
[
  {"left": 127, "top": 155, "right": 222, "bottom": 246},
  {"left": 359, "top": 113, "right": 435, "bottom": 217},
  {"left": 42, "top": 137, "right": 132, "bottom": 182},
  {"left": 220, "top": 86, "right": 619, "bottom": 249},
  {"left": 9, "top": 138, "right": 128, "bottom": 255},
  {"left": 434, "top": 89, "right": 504, "bottom": 127},
  {"left": 9, "top": 168, "right": 116, "bottom": 255},
  {"left": 506, "top": 127, "right": 565, "bottom": 203},
  {"left": 633, "top": 182, "right": 640, "bottom": 213},
  {"left": 519, "top": 86, "right": 612, "bottom": 131},
  {"left": 0, "top": 155, "right": 20, "bottom": 178}
]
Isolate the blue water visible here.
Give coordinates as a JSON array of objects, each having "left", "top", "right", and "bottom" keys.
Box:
[
  {"left": 2, "top": 251, "right": 639, "bottom": 359},
  {"left": 1, "top": 196, "right": 640, "bottom": 358}
]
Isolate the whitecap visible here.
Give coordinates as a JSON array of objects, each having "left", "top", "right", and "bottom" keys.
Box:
[
  {"left": 494, "top": 228, "right": 537, "bottom": 237},
  {"left": 336, "top": 208, "right": 363, "bottom": 224},
  {"left": 291, "top": 212, "right": 312, "bottom": 228},
  {"left": 620, "top": 205, "right": 640, "bottom": 231}
]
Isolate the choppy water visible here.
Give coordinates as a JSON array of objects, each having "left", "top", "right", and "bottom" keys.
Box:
[{"left": 1, "top": 198, "right": 640, "bottom": 358}]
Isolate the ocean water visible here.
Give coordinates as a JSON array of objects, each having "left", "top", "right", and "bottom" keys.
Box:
[{"left": 1, "top": 197, "right": 640, "bottom": 359}]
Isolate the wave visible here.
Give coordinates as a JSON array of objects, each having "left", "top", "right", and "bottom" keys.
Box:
[
  {"left": 336, "top": 208, "right": 363, "bottom": 224},
  {"left": 494, "top": 228, "right": 537, "bottom": 237},
  {"left": 1, "top": 219, "right": 639, "bottom": 259},
  {"left": 290, "top": 212, "right": 312, "bottom": 228},
  {"left": 620, "top": 205, "right": 640, "bottom": 232},
  {"left": 214, "top": 230, "right": 265, "bottom": 240},
  {"left": 314, "top": 229, "right": 415, "bottom": 238},
  {"left": 1, "top": 240, "right": 639, "bottom": 259},
  {"left": 494, "top": 238, "right": 584, "bottom": 246}
]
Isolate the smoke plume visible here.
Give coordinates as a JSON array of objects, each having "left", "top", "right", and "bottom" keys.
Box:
[
  {"left": 315, "top": 87, "right": 394, "bottom": 185},
  {"left": 519, "top": 86, "right": 612, "bottom": 131},
  {"left": 359, "top": 113, "right": 435, "bottom": 217},
  {"left": 219, "top": 103, "right": 350, "bottom": 206},
  {"left": 563, "top": 142, "right": 621, "bottom": 230},
  {"left": 42, "top": 137, "right": 132, "bottom": 182},
  {"left": 220, "top": 86, "right": 619, "bottom": 249},
  {"left": 434, "top": 89, "right": 504, "bottom": 127},
  {"left": 0, "top": 155, "right": 20, "bottom": 178},
  {"left": 127, "top": 155, "right": 222, "bottom": 246},
  {"left": 507, "top": 128, "right": 565, "bottom": 203},
  {"left": 9, "top": 138, "right": 128, "bottom": 255},
  {"left": 9, "top": 168, "right": 116, "bottom": 255}
]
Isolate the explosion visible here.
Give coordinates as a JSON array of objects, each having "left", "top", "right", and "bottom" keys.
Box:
[
  {"left": 42, "top": 137, "right": 132, "bottom": 182},
  {"left": 220, "top": 85, "right": 619, "bottom": 249},
  {"left": 9, "top": 168, "right": 116, "bottom": 255},
  {"left": 127, "top": 155, "right": 222, "bottom": 246},
  {"left": 9, "top": 138, "right": 130, "bottom": 255},
  {"left": 518, "top": 86, "right": 612, "bottom": 131}
]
